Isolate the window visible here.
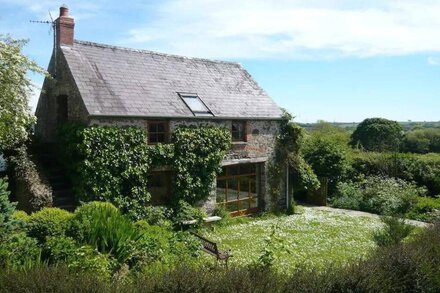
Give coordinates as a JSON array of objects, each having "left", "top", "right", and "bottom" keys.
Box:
[
  {"left": 216, "top": 163, "right": 260, "bottom": 216},
  {"left": 179, "top": 93, "right": 213, "bottom": 116},
  {"left": 147, "top": 171, "right": 172, "bottom": 205},
  {"left": 232, "top": 121, "right": 246, "bottom": 141},
  {"left": 148, "top": 121, "right": 169, "bottom": 144}
]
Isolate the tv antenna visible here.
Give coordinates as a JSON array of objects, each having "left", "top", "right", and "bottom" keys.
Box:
[{"left": 30, "top": 11, "right": 57, "bottom": 76}]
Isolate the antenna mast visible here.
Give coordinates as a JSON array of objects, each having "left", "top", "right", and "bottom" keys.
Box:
[{"left": 30, "top": 11, "right": 57, "bottom": 76}]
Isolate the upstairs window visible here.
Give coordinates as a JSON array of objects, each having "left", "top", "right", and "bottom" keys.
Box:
[
  {"left": 148, "top": 121, "right": 169, "bottom": 144},
  {"left": 232, "top": 121, "right": 246, "bottom": 141},
  {"left": 179, "top": 93, "right": 213, "bottom": 116}
]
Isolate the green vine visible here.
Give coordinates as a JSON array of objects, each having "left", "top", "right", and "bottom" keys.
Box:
[
  {"left": 172, "top": 126, "right": 231, "bottom": 205},
  {"left": 59, "top": 123, "right": 231, "bottom": 217},
  {"left": 268, "top": 110, "right": 319, "bottom": 211}
]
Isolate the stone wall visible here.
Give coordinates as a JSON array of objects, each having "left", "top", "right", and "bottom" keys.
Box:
[{"left": 35, "top": 48, "right": 89, "bottom": 143}]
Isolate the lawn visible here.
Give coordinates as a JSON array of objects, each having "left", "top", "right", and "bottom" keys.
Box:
[{"left": 201, "top": 206, "right": 384, "bottom": 271}]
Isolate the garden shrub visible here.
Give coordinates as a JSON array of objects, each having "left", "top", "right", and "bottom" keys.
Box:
[
  {"left": 0, "top": 177, "right": 16, "bottom": 236},
  {"left": 5, "top": 147, "right": 52, "bottom": 212},
  {"left": 11, "top": 210, "right": 29, "bottom": 221},
  {"left": 303, "top": 136, "right": 349, "bottom": 191},
  {"left": 0, "top": 232, "right": 41, "bottom": 270},
  {"left": 406, "top": 196, "right": 440, "bottom": 222},
  {"left": 172, "top": 200, "right": 206, "bottom": 228},
  {"left": 332, "top": 176, "right": 424, "bottom": 215},
  {"left": 42, "top": 236, "right": 78, "bottom": 264},
  {"left": 26, "top": 207, "right": 73, "bottom": 242},
  {"left": 140, "top": 206, "right": 173, "bottom": 227},
  {"left": 331, "top": 181, "right": 363, "bottom": 210},
  {"left": 68, "top": 201, "right": 145, "bottom": 264},
  {"left": 67, "top": 245, "right": 113, "bottom": 279},
  {"left": 373, "top": 216, "right": 414, "bottom": 247},
  {"left": 351, "top": 151, "right": 440, "bottom": 195},
  {"left": 172, "top": 126, "right": 231, "bottom": 204}
]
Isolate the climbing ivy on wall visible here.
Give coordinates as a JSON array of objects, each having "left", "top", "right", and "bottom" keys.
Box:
[
  {"left": 172, "top": 126, "right": 231, "bottom": 205},
  {"left": 59, "top": 123, "right": 231, "bottom": 218},
  {"left": 268, "top": 110, "right": 320, "bottom": 211},
  {"left": 60, "top": 124, "right": 152, "bottom": 219}
]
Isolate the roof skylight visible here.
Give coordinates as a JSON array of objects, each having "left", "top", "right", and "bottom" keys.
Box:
[{"left": 179, "top": 93, "right": 213, "bottom": 116}]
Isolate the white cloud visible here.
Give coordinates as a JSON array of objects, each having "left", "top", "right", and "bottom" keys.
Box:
[
  {"left": 124, "top": 0, "right": 440, "bottom": 59},
  {"left": 428, "top": 56, "right": 440, "bottom": 66}
]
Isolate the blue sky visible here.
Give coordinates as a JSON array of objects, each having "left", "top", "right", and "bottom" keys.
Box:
[{"left": 1, "top": 0, "right": 439, "bottom": 123}]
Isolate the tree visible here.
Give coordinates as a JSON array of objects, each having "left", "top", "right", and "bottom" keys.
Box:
[
  {"left": 0, "top": 36, "right": 45, "bottom": 152},
  {"left": 350, "top": 118, "right": 403, "bottom": 152},
  {"left": 303, "top": 136, "right": 349, "bottom": 191}
]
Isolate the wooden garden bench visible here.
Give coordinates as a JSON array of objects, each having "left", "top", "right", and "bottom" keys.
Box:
[{"left": 191, "top": 232, "right": 232, "bottom": 267}]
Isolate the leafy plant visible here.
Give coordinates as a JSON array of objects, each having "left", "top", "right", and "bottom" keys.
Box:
[
  {"left": 68, "top": 201, "right": 145, "bottom": 264},
  {"left": 5, "top": 147, "right": 52, "bottom": 211},
  {"left": 406, "top": 196, "right": 440, "bottom": 223},
  {"left": 0, "top": 232, "right": 41, "bottom": 270},
  {"left": 269, "top": 110, "right": 319, "bottom": 211},
  {"left": 373, "top": 216, "right": 414, "bottom": 247},
  {"left": 0, "top": 36, "right": 45, "bottom": 152},
  {"left": 26, "top": 207, "right": 73, "bottom": 243},
  {"left": 0, "top": 177, "right": 16, "bottom": 236},
  {"left": 332, "top": 176, "right": 424, "bottom": 215},
  {"left": 173, "top": 200, "right": 206, "bottom": 228}
]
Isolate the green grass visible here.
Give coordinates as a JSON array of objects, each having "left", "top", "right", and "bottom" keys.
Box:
[{"left": 201, "top": 206, "right": 385, "bottom": 271}]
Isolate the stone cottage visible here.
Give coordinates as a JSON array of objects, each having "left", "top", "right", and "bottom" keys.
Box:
[{"left": 36, "top": 5, "right": 288, "bottom": 215}]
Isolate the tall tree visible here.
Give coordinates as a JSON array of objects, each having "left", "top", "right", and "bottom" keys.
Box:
[
  {"left": 350, "top": 118, "right": 403, "bottom": 152},
  {"left": 0, "top": 36, "right": 45, "bottom": 152}
]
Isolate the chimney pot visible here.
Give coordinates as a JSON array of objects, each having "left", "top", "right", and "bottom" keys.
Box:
[
  {"left": 59, "top": 5, "right": 69, "bottom": 17},
  {"left": 55, "top": 5, "right": 74, "bottom": 47}
]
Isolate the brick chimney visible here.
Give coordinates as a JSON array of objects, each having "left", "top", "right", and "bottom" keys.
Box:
[{"left": 55, "top": 4, "right": 74, "bottom": 46}]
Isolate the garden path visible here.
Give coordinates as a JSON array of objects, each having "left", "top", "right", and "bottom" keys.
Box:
[{"left": 309, "top": 206, "right": 431, "bottom": 228}]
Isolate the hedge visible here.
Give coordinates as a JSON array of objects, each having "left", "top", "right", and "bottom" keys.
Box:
[{"left": 350, "top": 151, "right": 440, "bottom": 196}]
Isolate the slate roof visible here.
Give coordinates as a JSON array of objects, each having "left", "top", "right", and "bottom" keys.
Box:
[{"left": 61, "top": 40, "right": 283, "bottom": 119}]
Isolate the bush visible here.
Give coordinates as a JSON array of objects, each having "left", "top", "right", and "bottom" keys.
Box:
[
  {"left": 303, "top": 137, "right": 349, "bottom": 191},
  {"left": 0, "top": 232, "right": 41, "bottom": 270},
  {"left": 404, "top": 128, "right": 440, "bottom": 153},
  {"left": 332, "top": 176, "right": 424, "bottom": 215},
  {"left": 42, "top": 236, "right": 78, "bottom": 264},
  {"left": 27, "top": 208, "right": 73, "bottom": 242},
  {"left": 351, "top": 151, "right": 440, "bottom": 195},
  {"left": 0, "top": 177, "right": 16, "bottom": 236},
  {"left": 173, "top": 200, "right": 206, "bottom": 228},
  {"left": 6, "top": 147, "right": 52, "bottom": 212},
  {"left": 67, "top": 245, "right": 113, "bottom": 279},
  {"left": 373, "top": 216, "right": 414, "bottom": 246},
  {"left": 140, "top": 206, "right": 173, "bottom": 227},
  {"left": 68, "top": 201, "right": 145, "bottom": 264},
  {"left": 331, "top": 181, "right": 363, "bottom": 210},
  {"left": 406, "top": 196, "right": 440, "bottom": 222}
]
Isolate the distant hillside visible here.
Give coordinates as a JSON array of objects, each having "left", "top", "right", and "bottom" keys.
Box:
[{"left": 299, "top": 121, "right": 440, "bottom": 132}]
